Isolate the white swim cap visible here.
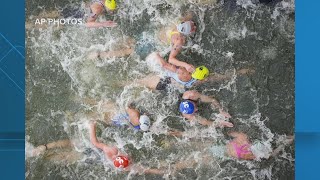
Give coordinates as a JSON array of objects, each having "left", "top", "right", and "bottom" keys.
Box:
[
  {"left": 139, "top": 115, "right": 151, "bottom": 131},
  {"left": 177, "top": 21, "right": 192, "bottom": 36}
]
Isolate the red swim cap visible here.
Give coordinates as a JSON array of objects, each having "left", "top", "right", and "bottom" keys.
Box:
[{"left": 114, "top": 156, "right": 129, "bottom": 168}]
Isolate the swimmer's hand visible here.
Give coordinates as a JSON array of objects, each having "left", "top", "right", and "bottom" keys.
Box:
[
  {"left": 185, "top": 64, "right": 195, "bottom": 73},
  {"left": 216, "top": 120, "right": 233, "bottom": 128},
  {"left": 219, "top": 109, "right": 231, "bottom": 118},
  {"left": 102, "top": 21, "right": 118, "bottom": 27}
]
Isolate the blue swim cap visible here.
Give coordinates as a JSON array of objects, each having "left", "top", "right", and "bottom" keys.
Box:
[{"left": 179, "top": 100, "right": 195, "bottom": 114}]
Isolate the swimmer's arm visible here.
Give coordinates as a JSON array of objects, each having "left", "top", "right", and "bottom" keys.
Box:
[
  {"left": 168, "top": 43, "right": 194, "bottom": 72},
  {"left": 169, "top": 42, "right": 183, "bottom": 59},
  {"left": 90, "top": 122, "right": 109, "bottom": 150},
  {"left": 183, "top": 91, "right": 231, "bottom": 118},
  {"left": 194, "top": 116, "right": 214, "bottom": 126},
  {"left": 126, "top": 107, "right": 140, "bottom": 122},
  {"left": 163, "top": 62, "right": 178, "bottom": 72},
  {"left": 155, "top": 54, "right": 178, "bottom": 72},
  {"left": 183, "top": 114, "right": 212, "bottom": 126},
  {"left": 86, "top": 14, "right": 99, "bottom": 24},
  {"left": 197, "top": 94, "right": 231, "bottom": 118},
  {"left": 207, "top": 97, "right": 223, "bottom": 110},
  {"left": 168, "top": 49, "right": 187, "bottom": 68},
  {"left": 182, "top": 90, "right": 201, "bottom": 101},
  {"left": 210, "top": 99, "right": 232, "bottom": 119},
  {"left": 205, "top": 73, "right": 230, "bottom": 82}
]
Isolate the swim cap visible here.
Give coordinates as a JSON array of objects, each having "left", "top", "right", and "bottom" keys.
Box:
[
  {"left": 139, "top": 115, "right": 151, "bottom": 131},
  {"left": 192, "top": 66, "right": 209, "bottom": 80},
  {"left": 179, "top": 100, "right": 195, "bottom": 114},
  {"left": 105, "top": 0, "right": 117, "bottom": 10},
  {"left": 114, "top": 156, "right": 129, "bottom": 168},
  {"left": 177, "top": 21, "right": 192, "bottom": 36}
]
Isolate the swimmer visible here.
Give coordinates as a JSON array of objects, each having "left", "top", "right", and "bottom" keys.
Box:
[
  {"left": 89, "top": 121, "right": 164, "bottom": 173},
  {"left": 168, "top": 20, "right": 197, "bottom": 72},
  {"left": 135, "top": 52, "right": 255, "bottom": 91},
  {"left": 135, "top": 53, "right": 208, "bottom": 90},
  {"left": 158, "top": 13, "right": 197, "bottom": 72},
  {"left": 227, "top": 132, "right": 256, "bottom": 160},
  {"left": 178, "top": 90, "right": 232, "bottom": 127},
  {"left": 165, "top": 132, "right": 294, "bottom": 175},
  {"left": 86, "top": 35, "right": 158, "bottom": 60},
  {"left": 89, "top": 122, "right": 131, "bottom": 168},
  {"left": 31, "top": 122, "right": 166, "bottom": 174},
  {"left": 168, "top": 131, "right": 294, "bottom": 163},
  {"left": 26, "top": 1, "right": 117, "bottom": 30},
  {"left": 86, "top": 0, "right": 118, "bottom": 28},
  {"left": 84, "top": 99, "right": 152, "bottom": 132}
]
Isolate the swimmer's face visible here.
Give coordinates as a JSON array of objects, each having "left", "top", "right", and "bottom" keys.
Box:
[{"left": 177, "top": 67, "right": 192, "bottom": 79}]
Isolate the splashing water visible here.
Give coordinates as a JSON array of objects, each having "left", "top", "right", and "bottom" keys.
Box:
[{"left": 26, "top": 0, "right": 294, "bottom": 179}]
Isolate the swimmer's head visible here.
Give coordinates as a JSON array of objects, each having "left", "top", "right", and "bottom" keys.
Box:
[
  {"left": 179, "top": 100, "right": 195, "bottom": 114},
  {"left": 105, "top": 0, "right": 117, "bottom": 11},
  {"left": 177, "top": 21, "right": 197, "bottom": 36},
  {"left": 114, "top": 155, "right": 129, "bottom": 168},
  {"left": 192, "top": 66, "right": 209, "bottom": 80},
  {"left": 139, "top": 115, "right": 151, "bottom": 131}
]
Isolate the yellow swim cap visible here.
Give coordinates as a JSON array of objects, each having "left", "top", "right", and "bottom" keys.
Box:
[
  {"left": 105, "top": 0, "right": 117, "bottom": 10},
  {"left": 192, "top": 66, "right": 209, "bottom": 80}
]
